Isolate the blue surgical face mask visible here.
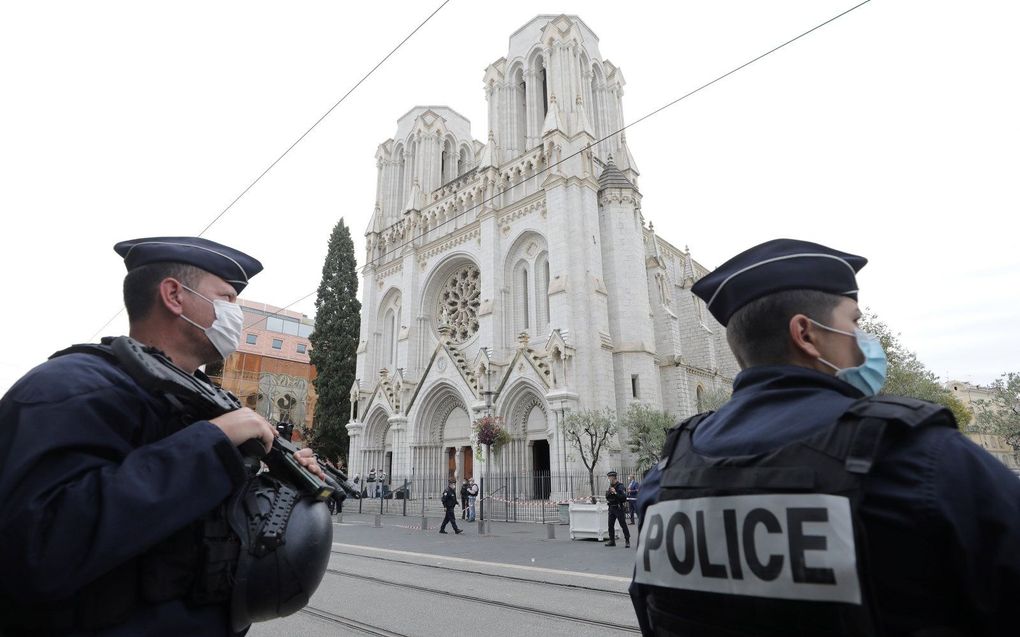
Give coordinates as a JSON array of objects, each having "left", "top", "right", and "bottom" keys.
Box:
[{"left": 809, "top": 319, "right": 888, "bottom": 397}]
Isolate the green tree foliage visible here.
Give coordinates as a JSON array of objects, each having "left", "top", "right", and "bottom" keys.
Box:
[
  {"left": 563, "top": 408, "right": 618, "bottom": 502},
  {"left": 699, "top": 386, "right": 733, "bottom": 412},
  {"left": 859, "top": 311, "right": 971, "bottom": 426},
  {"left": 306, "top": 219, "right": 361, "bottom": 462},
  {"left": 624, "top": 404, "right": 674, "bottom": 475},
  {"left": 973, "top": 372, "right": 1020, "bottom": 452}
]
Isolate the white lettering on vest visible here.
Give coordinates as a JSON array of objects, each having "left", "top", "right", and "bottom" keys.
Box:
[{"left": 634, "top": 494, "right": 860, "bottom": 604}]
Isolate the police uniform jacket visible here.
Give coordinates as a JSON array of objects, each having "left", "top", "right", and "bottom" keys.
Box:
[
  {"left": 630, "top": 365, "right": 1020, "bottom": 636},
  {"left": 0, "top": 350, "right": 250, "bottom": 636},
  {"left": 606, "top": 483, "right": 628, "bottom": 507}
]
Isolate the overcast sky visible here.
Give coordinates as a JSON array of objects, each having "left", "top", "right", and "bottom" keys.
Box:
[{"left": 1, "top": 0, "right": 1017, "bottom": 396}]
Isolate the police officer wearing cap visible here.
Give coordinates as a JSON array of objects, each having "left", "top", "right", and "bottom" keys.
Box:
[
  {"left": 629, "top": 239, "right": 1020, "bottom": 636},
  {"left": 605, "top": 471, "right": 631, "bottom": 548},
  {"left": 0, "top": 236, "right": 328, "bottom": 636}
]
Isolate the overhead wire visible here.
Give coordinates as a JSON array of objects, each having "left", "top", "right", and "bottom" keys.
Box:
[
  {"left": 360, "top": 0, "right": 872, "bottom": 272},
  {"left": 87, "top": 0, "right": 450, "bottom": 341}
]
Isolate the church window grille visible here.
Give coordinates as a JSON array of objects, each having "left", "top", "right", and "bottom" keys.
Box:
[{"left": 436, "top": 264, "right": 481, "bottom": 344}]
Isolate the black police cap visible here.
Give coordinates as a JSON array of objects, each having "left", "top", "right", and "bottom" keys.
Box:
[
  {"left": 691, "top": 238, "right": 867, "bottom": 327},
  {"left": 607, "top": 470, "right": 618, "bottom": 477},
  {"left": 114, "top": 236, "right": 263, "bottom": 294}
]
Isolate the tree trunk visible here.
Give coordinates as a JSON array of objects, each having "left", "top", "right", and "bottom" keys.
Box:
[{"left": 588, "top": 471, "right": 596, "bottom": 504}]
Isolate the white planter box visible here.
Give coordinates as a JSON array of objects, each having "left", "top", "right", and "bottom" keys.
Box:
[{"left": 568, "top": 502, "right": 615, "bottom": 541}]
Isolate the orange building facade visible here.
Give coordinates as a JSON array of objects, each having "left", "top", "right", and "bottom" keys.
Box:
[{"left": 206, "top": 300, "right": 318, "bottom": 437}]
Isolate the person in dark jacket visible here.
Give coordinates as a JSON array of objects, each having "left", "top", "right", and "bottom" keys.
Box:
[
  {"left": 460, "top": 480, "right": 470, "bottom": 519},
  {"left": 605, "top": 470, "right": 631, "bottom": 548},
  {"left": 0, "top": 236, "right": 326, "bottom": 637},
  {"left": 629, "top": 238, "right": 1020, "bottom": 637},
  {"left": 439, "top": 479, "right": 463, "bottom": 534}
]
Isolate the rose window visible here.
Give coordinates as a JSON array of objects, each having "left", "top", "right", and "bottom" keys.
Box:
[{"left": 436, "top": 265, "right": 481, "bottom": 343}]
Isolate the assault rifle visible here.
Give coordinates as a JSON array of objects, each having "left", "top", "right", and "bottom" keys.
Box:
[
  {"left": 315, "top": 460, "right": 362, "bottom": 499},
  {"left": 106, "top": 336, "right": 337, "bottom": 501}
]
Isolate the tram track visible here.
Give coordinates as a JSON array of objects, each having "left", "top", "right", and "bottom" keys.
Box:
[
  {"left": 324, "top": 566, "right": 641, "bottom": 634},
  {"left": 298, "top": 605, "right": 407, "bottom": 636},
  {"left": 330, "top": 546, "right": 632, "bottom": 598}
]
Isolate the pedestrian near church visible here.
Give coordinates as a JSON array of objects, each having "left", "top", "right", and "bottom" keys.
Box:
[
  {"left": 605, "top": 471, "right": 631, "bottom": 548},
  {"left": 629, "top": 239, "right": 1020, "bottom": 636},
  {"left": 0, "top": 236, "right": 329, "bottom": 636},
  {"left": 466, "top": 477, "right": 479, "bottom": 522},
  {"left": 460, "top": 478, "right": 470, "bottom": 519},
  {"left": 439, "top": 479, "right": 463, "bottom": 534},
  {"left": 626, "top": 474, "right": 639, "bottom": 524}
]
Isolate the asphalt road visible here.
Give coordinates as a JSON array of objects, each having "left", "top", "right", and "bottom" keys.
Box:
[{"left": 248, "top": 511, "right": 640, "bottom": 636}]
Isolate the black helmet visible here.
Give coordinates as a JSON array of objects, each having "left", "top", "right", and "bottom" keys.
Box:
[{"left": 227, "top": 473, "right": 333, "bottom": 631}]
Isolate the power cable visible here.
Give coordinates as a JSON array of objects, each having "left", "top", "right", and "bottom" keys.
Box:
[
  {"left": 197, "top": 0, "right": 450, "bottom": 237},
  {"left": 361, "top": 0, "right": 871, "bottom": 271},
  {"left": 87, "top": 1, "right": 450, "bottom": 341}
]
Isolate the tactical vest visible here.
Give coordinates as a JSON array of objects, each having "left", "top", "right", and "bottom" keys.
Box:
[
  {"left": 633, "top": 395, "right": 953, "bottom": 637},
  {"left": 1, "top": 338, "right": 331, "bottom": 635}
]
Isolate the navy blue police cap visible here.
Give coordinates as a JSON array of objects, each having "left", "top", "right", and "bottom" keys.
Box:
[
  {"left": 690, "top": 238, "right": 867, "bottom": 327},
  {"left": 113, "top": 236, "right": 263, "bottom": 293}
]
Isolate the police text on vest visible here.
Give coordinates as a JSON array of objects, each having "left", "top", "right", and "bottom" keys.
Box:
[{"left": 633, "top": 494, "right": 860, "bottom": 604}]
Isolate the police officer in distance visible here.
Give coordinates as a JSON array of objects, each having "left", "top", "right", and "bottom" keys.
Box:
[
  {"left": 629, "top": 239, "right": 1020, "bottom": 636},
  {"left": 605, "top": 471, "right": 631, "bottom": 548},
  {"left": 0, "top": 236, "right": 328, "bottom": 636},
  {"left": 439, "top": 479, "right": 464, "bottom": 534}
]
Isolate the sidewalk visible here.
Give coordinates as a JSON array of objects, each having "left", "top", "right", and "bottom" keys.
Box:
[{"left": 330, "top": 511, "right": 638, "bottom": 583}]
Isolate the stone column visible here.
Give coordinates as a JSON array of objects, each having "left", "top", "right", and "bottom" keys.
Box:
[
  {"left": 387, "top": 415, "right": 408, "bottom": 481},
  {"left": 346, "top": 420, "right": 365, "bottom": 479}
]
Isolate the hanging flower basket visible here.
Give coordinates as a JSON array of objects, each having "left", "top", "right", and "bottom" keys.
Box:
[{"left": 472, "top": 415, "right": 510, "bottom": 460}]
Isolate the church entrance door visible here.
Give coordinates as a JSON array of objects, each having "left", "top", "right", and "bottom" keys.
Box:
[{"left": 532, "top": 439, "right": 550, "bottom": 499}]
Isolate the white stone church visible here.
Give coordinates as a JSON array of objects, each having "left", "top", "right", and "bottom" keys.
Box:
[{"left": 345, "top": 15, "right": 738, "bottom": 495}]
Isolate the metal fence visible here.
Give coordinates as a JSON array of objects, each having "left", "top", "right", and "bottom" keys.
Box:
[{"left": 348, "top": 467, "right": 641, "bottom": 524}]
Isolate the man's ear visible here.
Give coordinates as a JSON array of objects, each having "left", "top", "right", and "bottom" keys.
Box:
[
  {"left": 158, "top": 278, "right": 186, "bottom": 316},
  {"left": 789, "top": 314, "right": 823, "bottom": 360}
]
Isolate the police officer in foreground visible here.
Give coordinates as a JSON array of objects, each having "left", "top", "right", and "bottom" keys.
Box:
[
  {"left": 629, "top": 239, "right": 1020, "bottom": 636},
  {"left": 0, "top": 237, "right": 328, "bottom": 636},
  {"left": 605, "top": 471, "right": 631, "bottom": 548}
]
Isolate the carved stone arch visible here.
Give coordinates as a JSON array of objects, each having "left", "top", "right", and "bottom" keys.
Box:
[
  {"left": 363, "top": 406, "right": 392, "bottom": 450},
  {"left": 498, "top": 380, "right": 548, "bottom": 437},
  {"left": 414, "top": 380, "right": 469, "bottom": 445},
  {"left": 421, "top": 254, "right": 481, "bottom": 346}
]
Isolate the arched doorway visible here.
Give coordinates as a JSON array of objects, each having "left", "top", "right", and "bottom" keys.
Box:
[
  {"left": 411, "top": 384, "right": 472, "bottom": 498},
  {"left": 498, "top": 384, "right": 550, "bottom": 499}
]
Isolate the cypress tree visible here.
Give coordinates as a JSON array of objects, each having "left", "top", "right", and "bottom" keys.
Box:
[{"left": 307, "top": 218, "right": 361, "bottom": 463}]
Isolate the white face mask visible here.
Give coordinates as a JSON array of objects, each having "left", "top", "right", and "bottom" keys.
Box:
[{"left": 179, "top": 284, "right": 244, "bottom": 360}]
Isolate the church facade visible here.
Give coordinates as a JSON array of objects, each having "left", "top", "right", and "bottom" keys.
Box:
[{"left": 345, "top": 15, "right": 738, "bottom": 494}]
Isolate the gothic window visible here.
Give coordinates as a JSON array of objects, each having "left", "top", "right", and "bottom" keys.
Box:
[
  {"left": 513, "top": 67, "right": 527, "bottom": 156},
  {"left": 696, "top": 385, "right": 705, "bottom": 412},
  {"left": 436, "top": 264, "right": 481, "bottom": 343},
  {"left": 458, "top": 146, "right": 470, "bottom": 176},
  {"left": 382, "top": 309, "right": 396, "bottom": 371},
  {"left": 591, "top": 64, "right": 606, "bottom": 144},
  {"left": 539, "top": 65, "right": 548, "bottom": 119},
  {"left": 521, "top": 266, "right": 530, "bottom": 330},
  {"left": 536, "top": 253, "right": 550, "bottom": 333}
]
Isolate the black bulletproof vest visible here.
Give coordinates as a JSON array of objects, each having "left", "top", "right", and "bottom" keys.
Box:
[{"left": 635, "top": 395, "right": 952, "bottom": 637}]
